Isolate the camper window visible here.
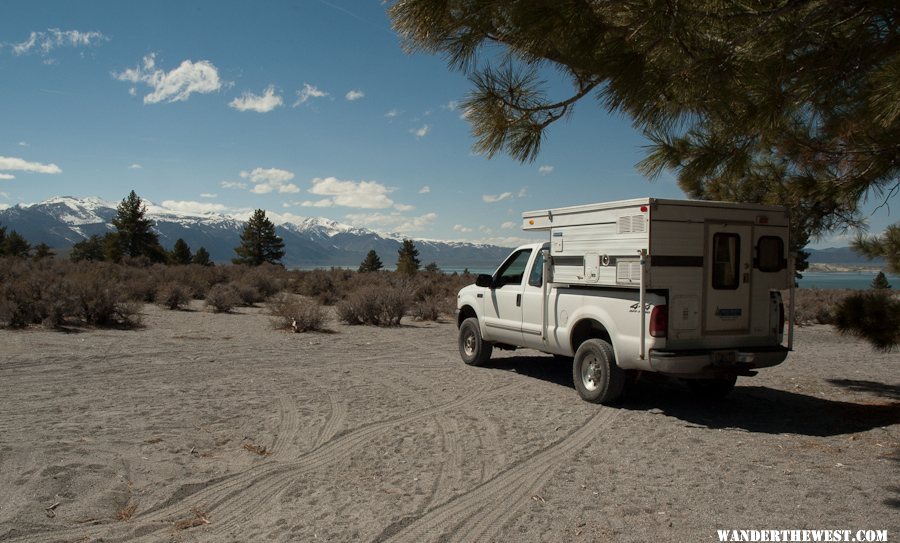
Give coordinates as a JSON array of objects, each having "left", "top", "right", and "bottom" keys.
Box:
[
  {"left": 495, "top": 249, "right": 533, "bottom": 287},
  {"left": 756, "top": 236, "right": 785, "bottom": 272},
  {"left": 712, "top": 233, "right": 740, "bottom": 290}
]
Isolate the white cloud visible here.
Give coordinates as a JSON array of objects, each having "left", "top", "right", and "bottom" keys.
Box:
[
  {"left": 538, "top": 165, "right": 554, "bottom": 175},
  {"left": 411, "top": 124, "right": 430, "bottom": 138},
  {"left": 0, "top": 173, "right": 15, "bottom": 180},
  {"left": 200, "top": 192, "right": 217, "bottom": 198},
  {"left": 0, "top": 156, "right": 61, "bottom": 174},
  {"left": 113, "top": 53, "right": 224, "bottom": 104},
  {"left": 220, "top": 180, "right": 248, "bottom": 190},
  {"left": 129, "top": 163, "right": 142, "bottom": 169},
  {"left": 12, "top": 29, "right": 106, "bottom": 56},
  {"left": 240, "top": 167, "right": 299, "bottom": 194},
  {"left": 385, "top": 109, "right": 399, "bottom": 118},
  {"left": 300, "top": 199, "right": 334, "bottom": 208},
  {"left": 453, "top": 224, "right": 473, "bottom": 233},
  {"left": 229, "top": 85, "right": 283, "bottom": 113},
  {"left": 482, "top": 192, "right": 513, "bottom": 203},
  {"left": 345, "top": 212, "right": 438, "bottom": 233},
  {"left": 161, "top": 200, "right": 227, "bottom": 214},
  {"left": 501, "top": 221, "right": 516, "bottom": 229},
  {"left": 393, "top": 203, "right": 415, "bottom": 212},
  {"left": 345, "top": 89, "right": 364, "bottom": 101},
  {"left": 17, "top": 141, "right": 28, "bottom": 147},
  {"left": 443, "top": 100, "right": 459, "bottom": 111},
  {"left": 307, "top": 177, "right": 396, "bottom": 209},
  {"left": 419, "top": 186, "right": 431, "bottom": 194},
  {"left": 0, "top": 204, "right": 8, "bottom": 210},
  {"left": 294, "top": 83, "right": 329, "bottom": 106},
  {"left": 518, "top": 187, "right": 527, "bottom": 198}
]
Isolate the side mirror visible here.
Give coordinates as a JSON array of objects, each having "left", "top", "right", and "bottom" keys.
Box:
[{"left": 475, "top": 274, "right": 494, "bottom": 288}]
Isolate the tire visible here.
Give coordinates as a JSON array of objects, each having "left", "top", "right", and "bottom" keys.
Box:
[
  {"left": 458, "top": 317, "right": 493, "bottom": 366},
  {"left": 572, "top": 339, "right": 625, "bottom": 404},
  {"left": 685, "top": 375, "right": 737, "bottom": 399}
]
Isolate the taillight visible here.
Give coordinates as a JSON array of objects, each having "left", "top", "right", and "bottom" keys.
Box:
[
  {"left": 778, "top": 301, "right": 785, "bottom": 334},
  {"left": 649, "top": 305, "right": 668, "bottom": 338}
]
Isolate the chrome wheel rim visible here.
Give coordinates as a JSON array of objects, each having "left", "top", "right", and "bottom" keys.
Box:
[
  {"left": 463, "top": 331, "right": 476, "bottom": 356},
  {"left": 581, "top": 355, "right": 601, "bottom": 391}
]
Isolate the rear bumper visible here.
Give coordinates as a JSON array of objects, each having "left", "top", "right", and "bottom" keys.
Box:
[{"left": 648, "top": 346, "right": 789, "bottom": 378}]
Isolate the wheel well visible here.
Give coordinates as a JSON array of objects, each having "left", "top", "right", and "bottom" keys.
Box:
[
  {"left": 457, "top": 305, "right": 477, "bottom": 328},
  {"left": 570, "top": 319, "right": 612, "bottom": 352}
]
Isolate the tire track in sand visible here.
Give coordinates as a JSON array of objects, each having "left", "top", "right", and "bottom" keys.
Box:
[
  {"left": 2, "top": 383, "right": 508, "bottom": 543},
  {"left": 423, "top": 416, "right": 466, "bottom": 511},
  {"left": 382, "top": 407, "right": 621, "bottom": 543},
  {"left": 314, "top": 393, "right": 348, "bottom": 449},
  {"left": 270, "top": 395, "right": 302, "bottom": 460}
]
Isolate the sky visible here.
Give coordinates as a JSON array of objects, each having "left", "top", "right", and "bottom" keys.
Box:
[{"left": 0, "top": 0, "right": 894, "bottom": 248}]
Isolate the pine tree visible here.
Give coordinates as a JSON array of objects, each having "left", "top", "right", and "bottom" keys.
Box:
[
  {"left": 872, "top": 272, "right": 892, "bottom": 290},
  {"left": 33, "top": 243, "right": 54, "bottom": 260},
  {"left": 854, "top": 225, "right": 900, "bottom": 275},
  {"left": 193, "top": 246, "right": 213, "bottom": 266},
  {"left": 396, "top": 239, "right": 420, "bottom": 275},
  {"left": 2, "top": 230, "right": 30, "bottom": 258},
  {"left": 233, "top": 209, "right": 285, "bottom": 266},
  {"left": 0, "top": 224, "right": 6, "bottom": 257},
  {"left": 169, "top": 238, "right": 192, "bottom": 265},
  {"left": 358, "top": 250, "right": 384, "bottom": 273},
  {"left": 424, "top": 262, "right": 440, "bottom": 273},
  {"left": 112, "top": 190, "right": 165, "bottom": 261},
  {"left": 71, "top": 234, "right": 106, "bottom": 262},
  {"left": 390, "top": 1, "right": 899, "bottom": 240}
]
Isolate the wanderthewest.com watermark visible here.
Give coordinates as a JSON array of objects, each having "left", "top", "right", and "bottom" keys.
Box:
[{"left": 717, "top": 530, "right": 888, "bottom": 542}]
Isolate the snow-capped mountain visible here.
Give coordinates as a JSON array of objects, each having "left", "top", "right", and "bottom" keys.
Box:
[{"left": 0, "top": 196, "right": 513, "bottom": 267}]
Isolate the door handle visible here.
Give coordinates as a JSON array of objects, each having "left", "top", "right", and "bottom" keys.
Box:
[{"left": 516, "top": 294, "right": 522, "bottom": 307}]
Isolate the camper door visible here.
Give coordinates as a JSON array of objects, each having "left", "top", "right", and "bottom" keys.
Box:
[{"left": 704, "top": 224, "right": 752, "bottom": 333}]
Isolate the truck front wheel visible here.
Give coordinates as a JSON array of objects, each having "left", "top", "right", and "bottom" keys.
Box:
[
  {"left": 573, "top": 339, "right": 625, "bottom": 404},
  {"left": 458, "top": 317, "right": 493, "bottom": 366}
]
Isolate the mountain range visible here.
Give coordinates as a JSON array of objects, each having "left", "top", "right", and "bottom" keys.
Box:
[
  {"left": 0, "top": 196, "right": 512, "bottom": 268},
  {"left": 0, "top": 196, "right": 882, "bottom": 268}
]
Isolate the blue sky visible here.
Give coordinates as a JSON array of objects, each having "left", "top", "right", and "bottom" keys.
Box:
[{"left": 0, "top": 0, "right": 893, "bottom": 248}]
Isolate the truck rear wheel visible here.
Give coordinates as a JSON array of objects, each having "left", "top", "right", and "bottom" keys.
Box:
[
  {"left": 572, "top": 339, "right": 625, "bottom": 404},
  {"left": 458, "top": 317, "right": 492, "bottom": 366}
]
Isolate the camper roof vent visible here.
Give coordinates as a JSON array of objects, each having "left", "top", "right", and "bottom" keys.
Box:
[{"left": 617, "top": 214, "right": 646, "bottom": 234}]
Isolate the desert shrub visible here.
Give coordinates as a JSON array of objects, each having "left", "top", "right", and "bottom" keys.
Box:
[
  {"left": 410, "top": 296, "right": 442, "bottom": 321},
  {"left": 268, "top": 294, "right": 325, "bottom": 332},
  {"left": 205, "top": 283, "right": 241, "bottom": 313},
  {"left": 69, "top": 267, "right": 141, "bottom": 327},
  {"left": 234, "top": 282, "right": 263, "bottom": 306},
  {"left": 242, "top": 263, "right": 286, "bottom": 298},
  {"left": 297, "top": 269, "right": 340, "bottom": 305},
  {"left": 787, "top": 288, "right": 855, "bottom": 325},
  {"left": 156, "top": 282, "right": 191, "bottom": 310},
  {"left": 336, "top": 284, "right": 409, "bottom": 326}
]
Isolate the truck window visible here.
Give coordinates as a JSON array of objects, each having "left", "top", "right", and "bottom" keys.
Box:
[
  {"left": 756, "top": 236, "right": 784, "bottom": 272},
  {"left": 528, "top": 251, "right": 544, "bottom": 287},
  {"left": 712, "top": 233, "right": 740, "bottom": 290},
  {"left": 496, "top": 249, "right": 532, "bottom": 287}
]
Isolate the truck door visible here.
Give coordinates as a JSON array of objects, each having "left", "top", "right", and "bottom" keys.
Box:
[
  {"left": 483, "top": 248, "right": 532, "bottom": 345},
  {"left": 704, "top": 224, "right": 752, "bottom": 333},
  {"left": 521, "top": 248, "right": 547, "bottom": 350}
]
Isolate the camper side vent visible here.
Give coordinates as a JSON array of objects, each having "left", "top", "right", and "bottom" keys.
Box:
[
  {"left": 616, "top": 260, "right": 642, "bottom": 284},
  {"left": 617, "top": 214, "right": 646, "bottom": 234}
]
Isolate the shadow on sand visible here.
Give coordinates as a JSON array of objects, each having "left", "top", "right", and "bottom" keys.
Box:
[{"left": 483, "top": 355, "right": 900, "bottom": 438}]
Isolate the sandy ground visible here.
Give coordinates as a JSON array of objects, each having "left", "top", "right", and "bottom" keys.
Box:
[{"left": 0, "top": 301, "right": 897, "bottom": 543}]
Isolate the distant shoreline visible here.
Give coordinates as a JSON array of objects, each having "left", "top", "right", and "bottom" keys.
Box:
[{"left": 806, "top": 263, "right": 887, "bottom": 273}]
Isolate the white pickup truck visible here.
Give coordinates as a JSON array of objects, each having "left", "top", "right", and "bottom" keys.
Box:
[{"left": 455, "top": 198, "right": 794, "bottom": 404}]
